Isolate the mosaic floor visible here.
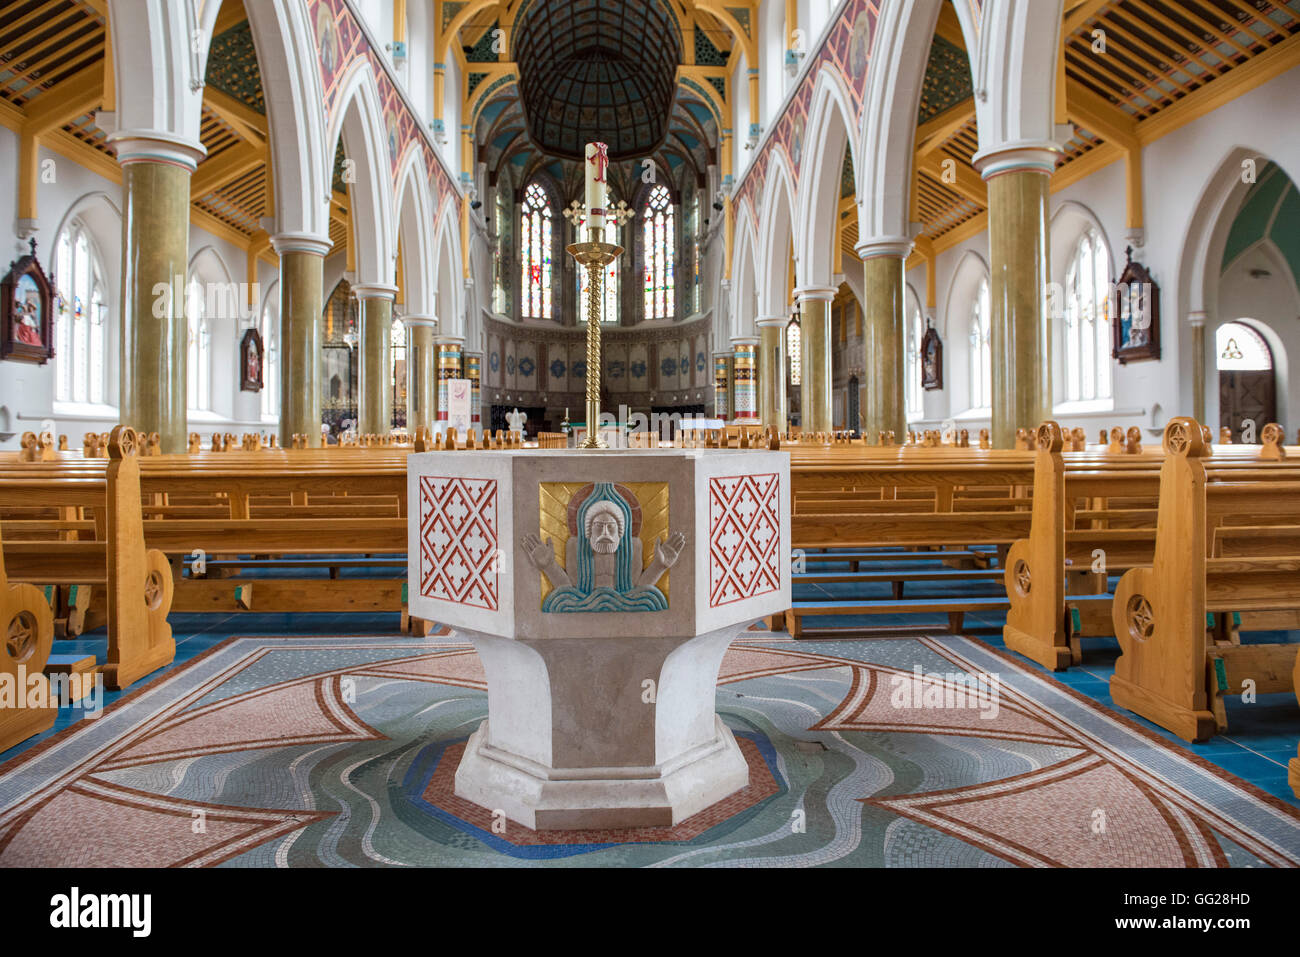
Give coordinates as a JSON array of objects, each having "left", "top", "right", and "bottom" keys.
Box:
[{"left": 2, "top": 630, "right": 1298, "bottom": 867}]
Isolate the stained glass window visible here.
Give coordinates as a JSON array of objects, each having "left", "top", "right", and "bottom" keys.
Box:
[
  {"left": 643, "top": 184, "right": 675, "bottom": 320},
  {"left": 904, "top": 292, "right": 923, "bottom": 420},
  {"left": 577, "top": 202, "right": 620, "bottom": 323},
  {"left": 1216, "top": 321, "right": 1272, "bottom": 371},
  {"left": 787, "top": 317, "right": 802, "bottom": 386},
  {"left": 261, "top": 298, "right": 278, "bottom": 419},
  {"left": 493, "top": 187, "right": 510, "bottom": 315},
  {"left": 520, "top": 182, "right": 553, "bottom": 319},
  {"left": 186, "top": 279, "right": 211, "bottom": 412},
  {"left": 1064, "top": 228, "right": 1112, "bottom": 401},
  {"left": 391, "top": 316, "right": 407, "bottom": 422},
  {"left": 53, "top": 222, "right": 108, "bottom": 406},
  {"left": 970, "top": 278, "right": 991, "bottom": 410}
]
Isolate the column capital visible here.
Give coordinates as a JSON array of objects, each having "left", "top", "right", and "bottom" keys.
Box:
[
  {"left": 730, "top": 336, "right": 760, "bottom": 347},
  {"left": 108, "top": 130, "right": 207, "bottom": 173},
  {"left": 435, "top": 335, "right": 466, "bottom": 346},
  {"left": 756, "top": 315, "right": 788, "bottom": 328},
  {"left": 1187, "top": 310, "right": 1208, "bottom": 327},
  {"left": 711, "top": 350, "right": 734, "bottom": 360},
  {"left": 794, "top": 286, "right": 837, "bottom": 304},
  {"left": 972, "top": 142, "right": 1061, "bottom": 180},
  {"left": 353, "top": 282, "right": 400, "bottom": 301},
  {"left": 271, "top": 232, "right": 333, "bottom": 257},
  {"left": 401, "top": 313, "right": 439, "bottom": 328},
  {"left": 855, "top": 236, "right": 913, "bottom": 260}
]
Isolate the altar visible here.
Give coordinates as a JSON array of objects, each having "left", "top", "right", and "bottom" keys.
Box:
[{"left": 406, "top": 448, "right": 791, "bottom": 829}]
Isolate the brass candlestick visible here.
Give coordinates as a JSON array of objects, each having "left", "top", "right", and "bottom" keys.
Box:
[{"left": 566, "top": 236, "right": 622, "bottom": 448}]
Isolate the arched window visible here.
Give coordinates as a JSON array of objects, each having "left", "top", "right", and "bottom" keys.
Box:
[
  {"left": 520, "top": 181, "right": 553, "bottom": 319},
  {"left": 1216, "top": 321, "right": 1272, "bottom": 370},
  {"left": 643, "top": 184, "right": 675, "bottom": 320},
  {"left": 969, "top": 277, "right": 991, "bottom": 410},
  {"left": 186, "top": 279, "right": 211, "bottom": 412},
  {"left": 1064, "top": 228, "right": 1112, "bottom": 402},
  {"left": 577, "top": 201, "right": 620, "bottom": 323},
  {"left": 391, "top": 315, "right": 407, "bottom": 425},
  {"left": 787, "top": 315, "right": 802, "bottom": 386},
  {"left": 261, "top": 298, "right": 279, "bottom": 420},
  {"left": 493, "top": 187, "right": 509, "bottom": 315},
  {"left": 52, "top": 222, "right": 108, "bottom": 406},
  {"left": 904, "top": 293, "right": 924, "bottom": 420}
]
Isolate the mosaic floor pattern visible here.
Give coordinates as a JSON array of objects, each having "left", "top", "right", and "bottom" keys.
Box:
[{"left": 1, "top": 634, "right": 1297, "bottom": 867}]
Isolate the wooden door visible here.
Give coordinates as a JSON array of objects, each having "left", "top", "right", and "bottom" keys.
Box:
[{"left": 1219, "top": 370, "right": 1276, "bottom": 441}]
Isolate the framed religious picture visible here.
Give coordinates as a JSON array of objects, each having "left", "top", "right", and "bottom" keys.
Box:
[
  {"left": 240, "top": 327, "right": 264, "bottom": 392},
  {"left": 921, "top": 320, "right": 943, "bottom": 390},
  {"left": 1111, "top": 246, "right": 1161, "bottom": 364},
  {"left": 1, "top": 239, "right": 55, "bottom": 364}
]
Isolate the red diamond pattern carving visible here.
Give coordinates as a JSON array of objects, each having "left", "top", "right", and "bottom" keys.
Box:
[
  {"left": 419, "top": 476, "right": 499, "bottom": 610},
  {"left": 709, "top": 473, "right": 780, "bottom": 607}
]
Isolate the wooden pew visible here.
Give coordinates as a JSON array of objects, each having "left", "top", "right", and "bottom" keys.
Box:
[
  {"left": 0, "top": 499, "right": 57, "bottom": 752},
  {"left": 1109, "top": 417, "right": 1300, "bottom": 742},
  {"left": 0, "top": 427, "right": 175, "bottom": 690},
  {"left": 785, "top": 450, "right": 1038, "bottom": 635}
]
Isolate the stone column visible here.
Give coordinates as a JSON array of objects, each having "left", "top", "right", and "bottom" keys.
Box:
[
  {"left": 354, "top": 283, "right": 399, "bottom": 436},
  {"left": 756, "top": 316, "right": 787, "bottom": 430},
  {"left": 465, "top": 352, "right": 482, "bottom": 427},
  {"left": 712, "top": 352, "right": 731, "bottom": 422},
  {"left": 403, "top": 314, "right": 438, "bottom": 437},
  {"left": 795, "top": 287, "right": 836, "bottom": 433},
  {"left": 730, "top": 337, "right": 759, "bottom": 424},
  {"left": 436, "top": 336, "right": 464, "bottom": 428},
  {"left": 1188, "top": 310, "right": 1207, "bottom": 425},
  {"left": 974, "top": 146, "right": 1058, "bottom": 448},
  {"left": 111, "top": 134, "right": 206, "bottom": 453},
  {"left": 856, "top": 239, "right": 912, "bottom": 443},
  {"left": 271, "top": 234, "right": 331, "bottom": 448}
]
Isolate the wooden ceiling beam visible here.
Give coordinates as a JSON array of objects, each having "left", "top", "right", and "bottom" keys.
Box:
[
  {"left": 1064, "top": 78, "right": 1139, "bottom": 151},
  {"left": 21, "top": 63, "right": 104, "bottom": 135},
  {"left": 915, "top": 153, "right": 987, "bottom": 207},
  {"left": 212, "top": 1, "right": 248, "bottom": 37},
  {"left": 934, "top": 2, "right": 966, "bottom": 49},
  {"left": 915, "top": 97, "right": 975, "bottom": 156},
  {"left": 203, "top": 87, "right": 267, "bottom": 144},
  {"left": 191, "top": 141, "right": 265, "bottom": 198},
  {"left": 1062, "top": 0, "right": 1109, "bottom": 37}
]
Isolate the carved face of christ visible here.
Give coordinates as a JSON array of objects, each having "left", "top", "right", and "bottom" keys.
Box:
[{"left": 585, "top": 503, "right": 624, "bottom": 555}]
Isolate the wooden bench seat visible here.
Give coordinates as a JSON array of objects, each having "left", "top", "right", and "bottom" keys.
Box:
[
  {"left": 0, "top": 427, "right": 174, "bottom": 700},
  {"left": 785, "top": 596, "right": 1012, "bottom": 637},
  {"left": 1109, "top": 419, "right": 1300, "bottom": 743}
]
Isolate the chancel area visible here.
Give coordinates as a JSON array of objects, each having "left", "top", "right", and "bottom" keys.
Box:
[{"left": 0, "top": 0, "right": 1299, "bottom": 873}]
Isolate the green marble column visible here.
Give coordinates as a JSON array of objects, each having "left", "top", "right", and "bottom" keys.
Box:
[
  {"left": 796, "top": 289, "right": 835, "bottom": 434},
  {"left": 355, "top": 283, "right": 398, "bottom": 436},
  {"left": 115, "top": 137, "right": 205, "bottom": 453},
  {"left": 976, "top": 147, "right": 1057, "bottom": 448},
  {"left": 757, "top": 317, "right": 787, "bottom": 430},
  {"left": 404, "top": 316, "right": 438, "bottom": 436},
  {"left": 271, "top": 235, "right": 330, "bottom": 448},
  {"left": 857, "top": 242, "right": 910, "bottom": 443}
]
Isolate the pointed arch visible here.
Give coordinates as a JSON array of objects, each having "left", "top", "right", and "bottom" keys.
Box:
[
  {"left": 325, "top": 60, "right": 397, "bottom": 285},
  {"left": 433, "top": 195, "right": 465, "bottom": 338},
  {"left": 395, "top": 149, "right": 437, "bottom": 316},
  {"left": 756, "top": 148, "right": 798, "bottom": 320},
  {"left": 796, "top": 66, "right": 859, "bottom": 290},
  {"left": 730, "top": 200, "right": 759, "bottom": 340},
  {"left": 857, "top": 0, "right": 952, "bottom": 244},
  {"left": 243, "top": 0, "right": 332, "bottom": 240}
]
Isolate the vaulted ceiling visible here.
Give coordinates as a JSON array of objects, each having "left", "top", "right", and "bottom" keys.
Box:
[{"left": 513, "top": 0, "right": 683, "bottom": 159}]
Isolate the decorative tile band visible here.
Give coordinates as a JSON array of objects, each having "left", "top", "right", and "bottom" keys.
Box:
[
  {"left": 732, "top": 343, "right": 758, "bottom": 421},
  {"left": 714, "top": 355, "right": 730, "bottom": 421},
  {"left": 465, "top": 353, "right": 482, "bottom": 425},
  {"left": 437, "top": 343, "right": 463, "bottom": 422}
]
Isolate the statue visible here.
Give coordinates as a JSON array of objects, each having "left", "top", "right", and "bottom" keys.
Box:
[{"left": 522, "top": 482, "right": 685, "bottom": 612}]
